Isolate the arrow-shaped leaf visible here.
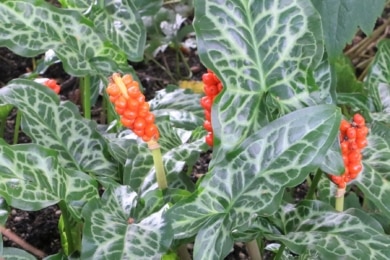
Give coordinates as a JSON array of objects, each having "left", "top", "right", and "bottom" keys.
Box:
[
  {"left": 168, "top": 105, "right": 341, "bottom": 259},
  {"left": 89, "top": 0, "right": 146, "bottom": 61},
  {"left": 81, "top": 186, "right": 172, "bottom": 259},
  {"left": 0, "top": 139, "right": 98, "bottom": 217},
  {"left": 355, "top": 121, "right": 390, "bottom": 216},
  {"left": 267, "top": 200, "right": 390, "bottom": 259},
  {"left": 194, "top": 0, "right": 324, "bottom": 150},
  {"left": 0, "top": 0, "right": 127, "bottom": 76},
  {"left": 0, "top": 79, "right": 118, "bottom": 181}
]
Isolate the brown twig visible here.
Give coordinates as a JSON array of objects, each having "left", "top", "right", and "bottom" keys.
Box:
[{"left": 0, "top": 225, "right": 47, "bottom": 258}]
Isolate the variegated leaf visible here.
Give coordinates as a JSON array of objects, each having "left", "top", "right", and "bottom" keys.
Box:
[
  {"left": 0, "top": 0, "right": 126, "bottom": 76},
  {"left": 168, "top": 105, "right": 341, "bottom": 259},
  {"left": 81, "top": 186, "right": 172, "bottom": 260},
  {"left": 149, "top": 86, "right": 204, "bottom": 130},
  {"left": 365, "top": 40, "right": 390, "bottom": 115},
  {"left": 0, "top": 197, "right": 8, "bottom": 255},
  {"left": 355, "top": 122, "right": 390, "bottom": 216},
  {"left": 0, "top": 139, "right": 98, "bottom": 217},
  {"left": 1, "top": 248, "right": 36, "bottom": 260},
  {"left": 194, "top": 0, "right": 324, "bottom": 150},
  {"left": 58, "top": 0, "right": 90, "bottom": 10},
  {"left": 89, "top": 0, "right": 145, "bottom": 61},
  {"left": 0, "top": 79, "right": 118, "bottom": 181},
  {"left": 267, "top": 200, "right": 390, "bottom": 259}
]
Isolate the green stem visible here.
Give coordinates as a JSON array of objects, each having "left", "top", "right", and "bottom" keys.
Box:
[
  {"left": 178, "top": 48, "right": 193, "bottom": 79},
  {"left": 305, "top": 170, "right": 322, "bottom": 200},
  {"left": 246, "top": 240, "right": 262, "bottom": 260},
  {"left": 274, "top": 244, "right": 286, "bottom": 260},
  {"left": 335, "top": 188, "right": 345, "bottom": 212},
  {"left": 58, "top": 200, "right": 75, "bottom": 254},
  {"left": 13, "top": 110, "right": 22, "bottom": 144},
  {"left": 80, "top": 76, "right": 91, "bottom": 119},
  {"left": 148, "top": 141, "right": 168, "bottom": 190}
]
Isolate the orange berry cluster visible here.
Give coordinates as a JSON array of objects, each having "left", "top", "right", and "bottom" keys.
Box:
[
  {"left": 36, "top": 78, "right": 61, "bottom": 94},
  {"left": 106, "top": 73, "right": 159, "bottom": 142},
  {"left": 200, "top": 70, "right": 223, "bottom": 146},
  {"left": 329, "top": 113, "right": 368, "bottom": 188}
]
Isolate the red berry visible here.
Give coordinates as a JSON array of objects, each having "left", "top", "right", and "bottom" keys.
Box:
[
  {"left": 346, "top": 127, "right": 356, "bottom": 140},
  {"left": 340, "top": 120, "right": 351, "bottom": 134},
  {"left": 204, "top": 84, "right": 219, "bottom": 97},
  {"left": 133, "top": 118, "right": 146, "bottom": 130},
  {"left": 356, "top": 126, "right": 368, "bottom": 139},
  {"left": 356, "top": 138, "right": 368, "bottom": 149},
  {"left": 353, "top": 113, "right": 365, "bottom": 127},
  {"left": 202, "top": 73, "right": 218, "bottom": 85},
  {"left": 205, "top": 132, "right": 213, "bottom": 146},
  {"left": 201, "top": 96, "right": 212, "bottom": 110},
  {"left": 349, "top": 163, "right": 362, "bottom": 176},
  {"left": 204, "top": 120, "right": 212, "bottom": 132}
]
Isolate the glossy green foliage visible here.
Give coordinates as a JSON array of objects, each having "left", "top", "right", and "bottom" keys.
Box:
[
  {"left": 311, "top": 0, "right": 386, "bottom": 59},
  {"left": 0, "top": 80, "right": 118, "bottom": 182},
  {"left": 0, "top": 0, "right": 145, "bottom": 76},
  {"left": 168, "top": 105, "right": 341, "bottom": 259}
]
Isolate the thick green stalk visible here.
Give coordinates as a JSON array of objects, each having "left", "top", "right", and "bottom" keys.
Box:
[
  {"left": 58, "top": 200, "right": 75, "bottom": 254},
  {"left": 80, "top": 76, "right": 91, "bottom": 119},
  {"left": 246, "top": 240, "right": 262, "bottom": 260},
  {"left": 335, "top": 188, "right": 345, "bottom": 212},
  {"left": 148, "top": 140, "right": 168, "bottom": 190},
  {"left": 274, "top": 244, "right": 286, "bottom": 260},
  {"left": 305, "top": 170, "right": 323, "bottom": 200},
  {"left": 13, "top": 110, "right": 22, "bottom": 144}
]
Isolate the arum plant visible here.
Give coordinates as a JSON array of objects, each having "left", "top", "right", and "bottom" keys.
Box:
[{"left": 1, "top": 0, "right": 390, "bottom": 260}]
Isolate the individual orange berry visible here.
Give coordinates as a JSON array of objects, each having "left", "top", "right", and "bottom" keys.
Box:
[
  {"left": 356, "top": 126, "right": 368, "bottom": 139},
  {"left": 107, "top": 83, "right": 120, "bottom": 96},
  {"left": 203, "top": 120, "right": 212, "bottom": 132},
  {"left": 204, "top": 110, "right": 211, "bottom": 121},
  {"left": 123, "top": 110, "right": 137, "bottom": 120},
  {"left": 115, "top": 96, "right": 127, "bottom": 110},
  {"left": 340, "top": 141, "right": 349, "bottom": 154},
  {"left": 121, "top": 117, "right": 134, "bottom": 128},
  {"left": 133, "top": 118, "right": 146, "bottom": 130},
  {"left": 348, "top": 151, "right": 361, "bottom": 164},
  {"left": 122, "top": 74, "right": 133, "bottom": 86},
  {"left": 353, "top": 113, "right": 365, "bottom": 127},
  {"left": 128, "top": 86, "right": 141, "bottom": 98},
  {"left": 144, "top": 113, "right": 155, "bottom": 124},
  {"left": 142, "top": 134, "right": 152, "bottom": 142},
  {"left": 349, "top": 163, "right": 362, "bottom": 176},
  {"left": 356, "top": 138, "right": 368, "bottom": 149},
  {"left": 201, "top": 96, "right": 212, "bottom": 110},
  {"left": 340, "top": 120, "right": 351, "bottom": 134},
  {"left": 346, "top": 127, "right": 356, "bottom": 140},
  {"left": 133, "top": 129, "right": 144, "bottom": 137},
  {"left": 205, "top": 132, "right": 213, "bottom": 146},
  {"left": 144, "top": 124, "right": 158, "bottom": 137},
  {"left": 127, "top": 99, "right": 139, "bottom": 111},
  {"left": 115, "top": 107, "right": 125, "bottom": 115}
]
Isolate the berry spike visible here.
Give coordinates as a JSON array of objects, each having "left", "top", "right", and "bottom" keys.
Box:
[
  {"left": 201, "top": 70, "right": 223, "bottom": 147},
  {"left": 328, "top": 113, "right": 368, "bottom": 189},
  {"left": 107, "top": 73, "right": 159, "bottom": 142}
]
